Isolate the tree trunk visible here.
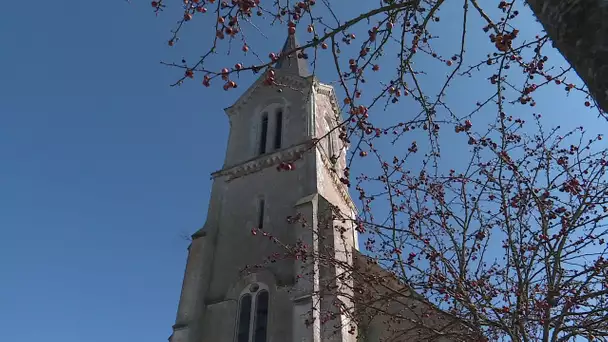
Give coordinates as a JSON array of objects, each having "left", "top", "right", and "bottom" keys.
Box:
[{"left": 526, "top": 0, "right": 608, "bottom": 113}]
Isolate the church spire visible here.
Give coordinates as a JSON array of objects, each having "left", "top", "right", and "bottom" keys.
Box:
[{"left": 275, "top": 34, "right": 310, "bottom": 77}]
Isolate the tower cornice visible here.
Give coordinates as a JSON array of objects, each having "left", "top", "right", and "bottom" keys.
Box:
[
  {"left": 211, "top": 141, "right": 313, "bottom": 181},
  {"left": 211, "top": 139, "right": 357, "bottom": 214}
]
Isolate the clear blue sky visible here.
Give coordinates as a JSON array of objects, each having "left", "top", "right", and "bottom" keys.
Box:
[{"left": 0, "top": 1, "right": 604, "bottom": 342}]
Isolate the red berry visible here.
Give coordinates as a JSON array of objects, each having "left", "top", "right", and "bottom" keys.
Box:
[
  {"left": 288, "top": 26, "right": 296, "bottom": 35},
  {"left": 242, "top": 45, "right": 249, "bottom": 52},
  {"left": 585, "top": 101, "right": 591, "bottom": 107},
  {"left": 151, "top": 1, "right": 158, "bottom": 7},
  {"left": 321, "top": 42, "right": 328, "bottom": 49}
]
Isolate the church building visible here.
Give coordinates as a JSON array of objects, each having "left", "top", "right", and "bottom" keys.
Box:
[{"left": 168, "top": 35, "right": 467, "bottom": 342}]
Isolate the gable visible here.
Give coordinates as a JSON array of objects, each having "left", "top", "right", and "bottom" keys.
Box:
[{"left": 225, "top": 72, "right": 313, "bottom": 116}]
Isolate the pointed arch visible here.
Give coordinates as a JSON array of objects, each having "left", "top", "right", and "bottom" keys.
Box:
[
  {"left": 234, "top": 282, "right": 270, "bottom": 342},
  {"left": 253, "top": 100, "right": 287, "bottom": 157}
]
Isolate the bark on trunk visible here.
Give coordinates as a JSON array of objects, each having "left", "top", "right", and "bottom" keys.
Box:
[{"left": 526, "top": 0, "right": 608, "bottom": 113}]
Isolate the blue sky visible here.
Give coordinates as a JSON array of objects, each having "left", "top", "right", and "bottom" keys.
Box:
[{"left": 0, "top": 1, "right": 605, "bottom": 342}]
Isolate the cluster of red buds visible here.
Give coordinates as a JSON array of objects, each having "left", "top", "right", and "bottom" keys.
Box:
[
  {"left": 350, "top": 105, "right": 369, "bottom": 118},
  {"left": 223, "top": 81, "right": 237, "bottom": 91},
  {"left": 287, "top": 21, "right": 296, "bottom": 35},
  {"left": 214, "top": 15, "right": 241, "bottom": 39},
  {"left": 268, "top": 53, "right": 280, "bottom": 63},
  {"left": 220, "top": 68, "right": 230, "bottom": 80},
  {"left": 491, "top": 29, "right": 519, "bottom": 52},
  {"left": 264, "top": 69, "right": 276, "bottom": 86},
  {"left": 339, "top": 177, "right": 351, "bottom": 187},
  {"left": 388, "top": 84, "right": 408, "bottom": 101},
  {"left": 202, "top": 75, "right": 211, "bottom": 87},
  {"left": 288, "top": 1, "right": 315, "bottom": 21},
  {"left": 368, "top": 26, "right": 379, "bottom": 41},
  {"left": 348, "top": 58, "right": 358, "bottom": 72},
  {"left": 213, "top": 68, "right": 236, "bottom": 90},
  {"left": 276, "top": 161, "right": 296, "bottom": 171},
  {"left": 232, "top": 0, "right": 260, "bottom": 15},
  {"left": 454, "top": 119, "right": 472, "bottom": 133}
]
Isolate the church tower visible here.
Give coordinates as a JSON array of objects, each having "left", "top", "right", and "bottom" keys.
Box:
[{"left": 169, "top": 35, "right": 359, "bottom": 342}]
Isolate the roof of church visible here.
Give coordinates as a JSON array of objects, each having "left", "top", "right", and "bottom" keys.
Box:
[{"left": 275, "top": 34, "right": 310, "bottom": 77}]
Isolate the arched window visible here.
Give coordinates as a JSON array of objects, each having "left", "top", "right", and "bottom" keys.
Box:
[
  {"left": 274, "top": 110, "right": 283, "bottom": 150},
  {"left": 235, "top": 284, "right": 270, "bottom": 342},
  {"left": 253, "top": 290, "right": 269, "bottom": 342},
  {"left": 236, "top": 294, "right": 252, "bottom": 342},
  {"left": 324, "top": 116, "right": 335, "bottom": 158},
  {"left": 259, "top": 113, "right": 269, "bottom": 155}
]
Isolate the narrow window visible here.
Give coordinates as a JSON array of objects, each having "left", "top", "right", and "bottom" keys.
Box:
[
  {"left": 253, "top": 290, "right": 269, "bottom": 342},
  {"left": 258, "top": 199, "right": 265, "bottom": 230},
  {"left": 325, "top": 117, "right": 334, "bottom": 157},
  {"left": 259, "top": 114, "right": 268, "bottom": 155},
  {"left": 274, "top": 110, "right": 283, "bottom": 150},
  {"left": 236, "top": 294, "right": 252, "bottom": 342}
]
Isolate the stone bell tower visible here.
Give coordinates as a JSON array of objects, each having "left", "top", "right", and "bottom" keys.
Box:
[{"left": 168, "top": 35, "right": 359, "bottom": 342}]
